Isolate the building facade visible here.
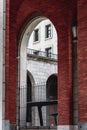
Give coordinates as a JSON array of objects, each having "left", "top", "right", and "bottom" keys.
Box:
[{"left": 0, "top": 0, "right": 87, "bottom": 130}]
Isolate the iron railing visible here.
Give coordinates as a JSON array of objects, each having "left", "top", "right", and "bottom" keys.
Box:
[
  {"left": 17, "top": 83, "right": 58, "bottom": 128},
  {"left": 27, "top": 48, "right": 57, "bottom": 60}
]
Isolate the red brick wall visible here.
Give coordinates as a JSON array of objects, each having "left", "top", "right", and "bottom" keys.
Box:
[
  {"left": 78, "top": 0, "right": 87, "bottom": 122},
  {"left": 5, "top": 0, "right": 76, "bottom": 124},
  {"left": 58, "top": 25, "right": 73, "bottom": 125},
  {"left": 5, "top": 0, "right": 17, "bottom": 123}
]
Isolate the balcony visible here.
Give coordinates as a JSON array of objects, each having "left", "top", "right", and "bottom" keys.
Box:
[{"left": 27, "top": 48, "right": 57, "bottom": 61}]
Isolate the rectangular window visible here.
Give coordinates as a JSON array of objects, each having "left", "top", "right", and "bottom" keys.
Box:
[
  {"left": 45, "top": 47, "right": 52, "bottom": 58},
  {"left": 34, "top": 29, "right": 39, "bottom": 42},
  {"left": 45, "top": 24, "right": 52, "bottom": 38}
]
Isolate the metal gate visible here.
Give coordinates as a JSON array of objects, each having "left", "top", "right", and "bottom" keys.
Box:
[{"left": 16, "top": 82, "right": 58, "bottom": 129}]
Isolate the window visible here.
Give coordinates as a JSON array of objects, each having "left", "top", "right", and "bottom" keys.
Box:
[
  {"left": 45, "top": 47, "right": 52, "bottom": 58},
  {"left": 45, "top": 24, "right": 52, "bottom": 38},
  {"left": 34, "top": 29, "right": 39, "bottom": 42}
]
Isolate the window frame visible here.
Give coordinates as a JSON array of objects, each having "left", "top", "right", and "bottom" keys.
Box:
[
  {"left": 33, "top": 28, "right": 40, "bottom": 43},
  {"left": 45, "top": 24, "right": 52, "bottom": 39},
  {"left": 45, "top": 47, "right": 52, "bottom": 58}
]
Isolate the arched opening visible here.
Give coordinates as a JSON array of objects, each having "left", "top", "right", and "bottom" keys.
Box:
[
  {"left": 3, "top": 0, "right": 78, "bottom": 129},
  {"left": 47, "top": 74, "right": 57, "bottom": 100},
  {"left": 18, "top": 14, "right": 58, "bottom": 127},
  {"left": 26, "top": 73, "right": 32, "bottom": 124},
  {"left": 46, "top": 74, "right": 58, "bottom": 126}
]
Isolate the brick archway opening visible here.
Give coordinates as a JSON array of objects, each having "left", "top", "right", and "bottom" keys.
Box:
[
  {"left": 17, "top": 14, "right": 58, "bottom": 128},
  {"left": 4, "top": 0, "right": 78, "bottom": 130}
]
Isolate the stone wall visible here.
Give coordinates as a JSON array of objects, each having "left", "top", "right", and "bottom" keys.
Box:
[
  {"left": 19, "top": 56, "right": 57, "bottom": 126},
  {"left": 27, "top": 57, "right": 57, "bottom": 84}
]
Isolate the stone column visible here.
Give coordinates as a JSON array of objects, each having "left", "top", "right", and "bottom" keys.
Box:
[{"left": 0, "top": 0, "right": 4, "bottom": 130}]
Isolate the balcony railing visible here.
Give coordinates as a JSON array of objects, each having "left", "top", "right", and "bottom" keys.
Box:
[{"left": 27, "top": 48, "right": 57, "bottom": 60}]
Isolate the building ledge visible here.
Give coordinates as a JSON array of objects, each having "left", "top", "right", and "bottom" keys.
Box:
[
  {"left": 27, "top": 53, "right": 57, "bottom": 63},
  {"left": 27, "top": 48, "right": 57, "bottom": 62}
]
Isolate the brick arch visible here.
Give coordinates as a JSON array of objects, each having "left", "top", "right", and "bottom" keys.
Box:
[
  {"left": 16, "top": 0, "right": 69, "bottom": 34},
  {"left": 5, "top": 0, "right": 77, "bottom": 126}
]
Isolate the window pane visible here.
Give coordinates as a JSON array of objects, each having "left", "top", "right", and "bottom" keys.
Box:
[
  {"left": 45, "top": 48, "right": 52, "bottom": 57},
  {"left": 34, "top": 29, "right": 39, "bottom": 42},
  {"left": 45, "top": 24, "right": 52, "bottom": 38}
]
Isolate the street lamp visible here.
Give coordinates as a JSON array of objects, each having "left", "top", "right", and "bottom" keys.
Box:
[
  {"left": 72, "top": 22, "right": 77, "bottom": 41},
  {"left": 72, "top": 21, "right": 78, "bottom": 125}
]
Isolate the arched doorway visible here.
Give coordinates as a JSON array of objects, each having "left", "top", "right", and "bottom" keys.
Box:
[
  {"left": 46, "top": 74, "right": 58, "bottom": 126},
  {"left": 18, "top": 15, "right": 58, "bottom": 127},
  {"left": 47, "top": 74, "right": 57, "bottom": 100},
  {"left": 4, "top": 0, "right": 77, "bottom": 129}
]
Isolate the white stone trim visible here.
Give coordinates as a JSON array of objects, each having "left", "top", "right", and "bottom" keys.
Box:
[{"left": 57, "top": 125, "right": 78, "bottom": 130}]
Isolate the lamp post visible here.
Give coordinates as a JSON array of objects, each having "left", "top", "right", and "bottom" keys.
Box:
[
  {"left": 72, "top": 22, "right": 78, "bottom": 125},
  {"left": 72, "top": 22, "right": 77, "bottom": 42}
]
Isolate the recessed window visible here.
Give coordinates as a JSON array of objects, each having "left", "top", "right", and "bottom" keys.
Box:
[
  {"left": 34, "top": 29, "right": 39, "bottom": 42},
  {"left": 45, "top": 47, "right": 52, "bottom": 58},
  {"left": 45, "top": 24, "right": 52, "bottom": 39}
]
